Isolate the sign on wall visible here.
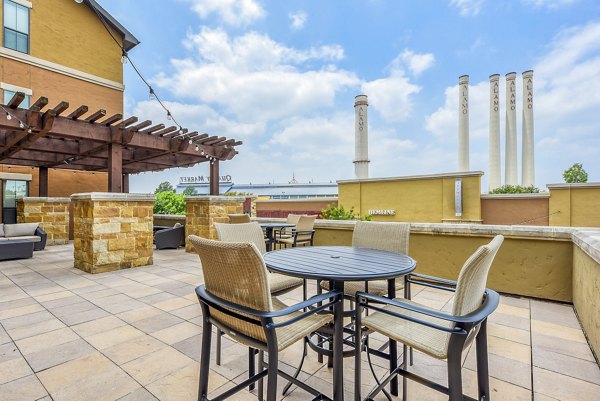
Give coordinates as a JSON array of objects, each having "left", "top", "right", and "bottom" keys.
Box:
[
  {"left": 455, "top": 178, "right": 463, "bottom": 217},
  {"left": 368, "top": 209, "right": 396, "bottom": 216},
  {"left": 179, "top": 175, "right": 232, "bottom": 184}
]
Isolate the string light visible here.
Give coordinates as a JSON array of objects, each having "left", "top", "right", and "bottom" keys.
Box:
[
  {"left": 27, "top": 128, "right": 32, "bottom": 134},
  {"left": 5, "top": 113, "right": 11, "bottom": 120},
  {"left": 19, "top": 121, "right": 24, "bottom": 129},
  {"left": 149, "top": 87, "right": 156, "bottom": 100},
  {"left": 195, "top": 145, "right": 199, "bottom": 151},
  {"left": 188, "top": 138, "right": 193, "bottom": 144}
]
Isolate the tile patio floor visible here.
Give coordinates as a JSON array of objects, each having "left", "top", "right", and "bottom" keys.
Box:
[{"left": 0, "top": 244, "right": 599, "bottom": 401}]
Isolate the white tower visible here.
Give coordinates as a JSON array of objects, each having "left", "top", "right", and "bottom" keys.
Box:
[
  {"left": 522, "top": 70, "right": 535, "bottom": 187},
  {"left": 488, "top": 74, "right": 501, "bottom": 190},
  {"left": 458, "top": 75, "right": 470, "bottom": 171},
  {"left": 505, "top": 72, "right": 518, "bottom": 185},
  {"left": 354, "top": 95, "right": 369, "bottom": 179}
]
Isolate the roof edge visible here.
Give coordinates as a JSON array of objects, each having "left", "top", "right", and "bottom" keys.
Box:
[{"left": 85, "top": 0, "right": 140, "bottom": 51}]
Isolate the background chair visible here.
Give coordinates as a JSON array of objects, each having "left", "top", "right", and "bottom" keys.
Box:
[
  {"left": 214, "top": 222, "right": 305, "bottom": 365},
  {"left": 276, "top": 215, "right": 316, "bottom": 248},
  {"left": 228, "top": 213, "right": 251, "bottom": 224},
  {"left": 354, "top": 235, "right": 504, "bottom": 401},
  {"left": 274, "top": 213, "right": 302, "bottom": 240},
  {"left": 190, "top": 235, "right": 341, "bottom": 401},
  {"left": 154, "top": 223, "right": 185, "bottom": 250}
]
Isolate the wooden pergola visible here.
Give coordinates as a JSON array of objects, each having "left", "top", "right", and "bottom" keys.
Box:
[{"left": 0, "top": 93, "right": 241, "bottom": 195}]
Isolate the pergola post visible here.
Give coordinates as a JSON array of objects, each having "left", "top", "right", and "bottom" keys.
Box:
[
  {"left": 108, "top": 142, "right": 123, "bottom": 193},
  {"left": 123, "top": 173, "right": 129, "bottom": 193},
  {"left": 210, "top": 159, "right": 220, "bottom": 195},
  {"left": 39, "top": 167, "right": 49, "bottom": 197}
]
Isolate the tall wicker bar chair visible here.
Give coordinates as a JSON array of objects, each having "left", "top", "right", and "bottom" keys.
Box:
[
  {"left": 276, "top": 215, "right": 316, "bottom": 248},
  {"left": 228, "top": 214, "right": 251, "bottom": 224},
  {"left": 214, "top": 222, "right": 306, "bottom": 366},
  {"left": 354, "top": 235, "right": 504, "bottom": 401},
  {"left": 190, "top": 235, "right": 342, "bottom": 401}
]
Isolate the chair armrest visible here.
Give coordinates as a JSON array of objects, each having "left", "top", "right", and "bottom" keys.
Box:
[
  {"left": 356, "top": 289, "right": 499, "bottom": 333},
  {"left": 196, "top": 286, "right": 343, "bottom": 329},
  {"left": 406, "top": 273, "right": 458, "bottom": 292},
  {"left": 35, "top": 226, "right": 47, "bottom": 250}
]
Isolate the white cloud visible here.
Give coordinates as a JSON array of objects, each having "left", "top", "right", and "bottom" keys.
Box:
[
  {"left": 155, "top": 28, "right": 356, "bottom": 122},
  {"left": 289, "top": 11, "right": 307, "bottom": 30},
  {"left": 449, "top": 0, "right": 483, "bottom": 16},
  {"left": 522, "top": 0, "right": 578, "bottom": 9},
  {"left": 361, "top": 49, "right": 433, "bottom": 122},
  {"left": 188, "top": 0, "right": 265, "bottom": 26}
]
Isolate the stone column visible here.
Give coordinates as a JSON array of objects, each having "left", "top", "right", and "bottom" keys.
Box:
[
  {"left": 354, "top": 95, "right": 369, "bottom": 179},
  {"left": 17, "top": 197, "right": 70, "bottom": 245},
  {"left": 505, "top": 72, "right": 518, "bottom": 185},
  {"left": 458, "top": 75, "right": 470, "bottom": 171},
  {"left": 71, "top": 193, "right": 155, "bottom": 273},
  {"left": 184, "top": 196, "right": 245, "bottom": 252},
  {"left": 522, "top": 70, "right": 535, "bottom": 187},
  {"left": 488, "top": 74, "right": 501, "bottom": 191}
]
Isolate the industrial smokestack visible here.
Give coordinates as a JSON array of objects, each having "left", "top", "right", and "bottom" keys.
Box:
[
  {"left": 354, "top": 95, "right": 369, "bottom": 179},
  {"left": 488, "top": 74, "right": 501, "bottom": 191},
  {"left": 505, "top": 72, "right": 518, "bottom": 185},
  {"left": 458, "top": 75, "right": 469, "bottom": 171},
  {"left": 522, "top": 70, "right": 535, "bottom": 187}
]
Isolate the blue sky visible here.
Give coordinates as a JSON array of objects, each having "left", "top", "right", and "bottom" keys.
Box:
[{"left": 98, "top": 0, "right": 600, "bottom": 192}]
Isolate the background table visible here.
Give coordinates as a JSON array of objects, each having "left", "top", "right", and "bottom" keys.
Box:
[
  {"left": 264, "top": 246, "right": 416, "bottom": 400},
  {"left": 259, "top": 222, "right": 295, "bottom": 252}
]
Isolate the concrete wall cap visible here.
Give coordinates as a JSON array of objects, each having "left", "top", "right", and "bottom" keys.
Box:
[
  {"left": 481, "top": 193, "right": 550, "bottom": 199},
  {"left": 255, "top": 197, "right": 338, "bottom": 204},
  {"left": 572, "top": 229, "right": 600, "bottom": 265},
  {"left": 70, "top": 192, "right": 155, "bottom": 201},
  {"left": 19, "top": 197, "right": 71, "bottom": 203},
  {"left": 184, "top": 195, "right": 245, "bottom": 202},
  {"left": 547, "top": 183, "right": 600, "bottom": 189},
  {"left": 153, "top": 214, "right": 186, "bottom": 221},
  {"left": 337, "top": 171, "right": 484, "bottom": 184}
]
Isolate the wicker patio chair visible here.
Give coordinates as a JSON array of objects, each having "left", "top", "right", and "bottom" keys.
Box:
[
  {"left": 190, "top": 235, "right": 342, "bottom": 401},
  {"left": 276, "top": 215, "right": 316, "bottom": 248},
  {"left": 154, "top": 223, "right": 185, "bottom": 250},
  {"left": 354, "top": 235, "right": 504, "bottom": 401},
  {"left": 321, "top": 221, "right": 410, "bottom": 297},
  {"left": 214, "top": 222, "right": 306, "bottom": 365},
  {"left": 274, "top": 213, "right": 302, "bottom": 240},
  {"left": 228, "top": 214, "right": 251, "bottom": 224}
]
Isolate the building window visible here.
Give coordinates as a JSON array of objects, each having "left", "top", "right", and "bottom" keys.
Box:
[
  {"left": 2, "top": 89, "right": 30, "bottom": 108},
  {"left": 3, "top": 0, "right": 30, "bottom": 54}
]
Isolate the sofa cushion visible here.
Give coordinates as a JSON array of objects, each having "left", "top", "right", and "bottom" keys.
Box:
[
  {"left": 0, "top": 237, "right": 9, "bottom": 241},
  {"left": 0, "top": 224, "right": 4, "bottom": 237},
  {"left": 174, "top": 222, "right": 182, "bottom": 228},
  {"left": 6, "top": 236, "right": 41, "bottom": 243},
  {"left": 4, "top": 223, "right": 39, "bottom": 237}
]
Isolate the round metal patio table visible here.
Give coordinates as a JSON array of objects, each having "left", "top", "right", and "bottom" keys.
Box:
[{"left": 264, "top": 246, "right": 416, "bottom": 401}]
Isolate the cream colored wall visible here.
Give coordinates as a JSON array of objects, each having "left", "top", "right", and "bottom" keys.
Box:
[
  {"left": 549, "top": 186, "right": 600, "bottom": 227},
  {"left": 573, "top": 246, "right": 600, "bottom": 359},
  {"left": 338, "top": 174, "right": 482, "bottom": 223}
]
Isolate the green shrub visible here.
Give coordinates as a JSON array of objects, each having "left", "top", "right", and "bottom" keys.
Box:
[
  {"left": 321, "top": 204, "right": 372, "bottom": 221},
  {"left": 563, "top": 163, "right": 588, "bottom": 183},
  {"left": 154, "top": 181, "right": 175, "bottom": 194},
  {"left": 489, "top": 185, "right": 540, "bottom": 194},
  {"left": 154, "top": 191, "right": 185, "bottom": 215}
]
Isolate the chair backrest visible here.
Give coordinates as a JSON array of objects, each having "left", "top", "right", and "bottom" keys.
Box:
[
  {"left": 215, "top": 222, "right": 267, "bottom": 255},
  {"left": 189, "top": 235, "right": 272, "bottom": 343},
  {"left": 352, "top": 221, "right": 409, "bottom": 254},
  {"left": 228, "top": 214, "right": 251, "bottom": 224},
  {"left": 452, "top": 235, "right": 504, "bottom": 317},
  {"left": 295, "top": 215, "right": 316, "bottom": 241},
  {"left": 283, "top": 214, "right": 302, "bottom": 235}
]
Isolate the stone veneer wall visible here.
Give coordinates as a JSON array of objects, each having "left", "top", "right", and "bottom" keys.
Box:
[
  {"left": 17, "top": 197, "right": 70, "bottom": 245},
  {"left": 71, "top": 193, "right": 155, "bottom": 273},
  {"left": 184, "top": 196, "right": 245, "bottom": 252}
]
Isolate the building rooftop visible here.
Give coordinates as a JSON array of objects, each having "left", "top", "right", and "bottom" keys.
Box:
[{"left": 1, "top": 244, "right": 598, "bottom": 400}]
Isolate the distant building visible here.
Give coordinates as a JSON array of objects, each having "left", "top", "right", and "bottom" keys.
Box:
[{"left": 176, "top": 174, "right": 338, "bottom": 199}]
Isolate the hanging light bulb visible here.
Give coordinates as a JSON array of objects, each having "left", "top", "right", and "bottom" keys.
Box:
[
  {"left": 121, "top": 50, "right": 128, "bottom": 64},
  {"left": 188, "top": 138, "right": 193, "bottom": 144},
  {"left": 27, "top": 128, "right": 32, "bottom": 134},
  {"left": 178, "top": 127, "right": 184, "bottom": 135},
  {"left": 195, "top": 145, "right": 199, "bottom": 151},
  {"left": 5, "top": 113, "right": 11, "bottom": 120},
  {"left": 200, "top": 149, "right": 205, "bottom": 156},
  {"left": 19, "top": 121, "right": 24, "bottom": 129},
  {"left": 149, "top": 88, "right": 156, "bottom": 100},
  {"left": 166, "top": 112, "right": 172, "bottom": 121}
]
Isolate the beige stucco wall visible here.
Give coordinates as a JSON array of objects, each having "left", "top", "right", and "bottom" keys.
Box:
[
  {"left": 481, "top": 194, "right": 550, "bottom": 226},
  {"left": 312, "top": 221, "right": 573, "bottom": 302},
  {"left": 338, "top": 172, "right": 482, "bottom": 223},
  {"left": 549, "top": 184, "right": 600, "bottom": 227}
]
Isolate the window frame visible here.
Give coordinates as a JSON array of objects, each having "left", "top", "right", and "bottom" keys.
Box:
[
  {"left": 3, "top": 0, "right": 30, "bottom": 54},
  {"left": 2, "top": 88, "right": 31, "bottom": 108}
]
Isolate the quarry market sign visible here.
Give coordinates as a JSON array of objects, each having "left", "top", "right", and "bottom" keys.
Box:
[{"left": 179, "top": 175, "right": 232, "bottom": 184}]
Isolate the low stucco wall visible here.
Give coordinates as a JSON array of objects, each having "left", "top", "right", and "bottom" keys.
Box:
[
  {"left": 572, "top": 231, "right": 600, "bottom": 359},
  {"left": 548, "top": 183, "right": 600, "bottom": 227},
  {"left": 481, "top": 194, "right": 550, "bottom": 226},
  {"left": 256, "top": 197, "right": 337, "bottom": 218},
  {"left": 309, "top": 220, "right": 574, "bottom": 302}
]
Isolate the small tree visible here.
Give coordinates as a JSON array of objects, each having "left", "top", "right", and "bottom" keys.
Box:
[
  {"left": 563, "top": 163, "right": 588, "bottom": 183},
  {"left": 154, "top": 192, "right": 185, "bottom": 215},
  {"left": 321, "top": 204, "right": 372, "bottom": 221},
  {"left": 182, "top": 186, "right": 198, "bottom": 196},
  {"left": 154, "top": 181, "right": 174, "bottom": 194}
]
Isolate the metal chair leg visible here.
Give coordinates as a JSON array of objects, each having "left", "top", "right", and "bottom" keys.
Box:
[
  {"left": 249, "top": 348, "right": 256, "bottom": 391},
  {"left": 198, "top": 318, "right": 212, "bottom": 401},
  {"left": 216, "top": 328, "right": 222, "bottom": 365},
  {"left": 258, "top": 350, "right": 264, "bottom": 401},
  {"left": 282, "top": 338, "right": 308, "bottom": 396},
  {"left": 267, "top": 349, "right": 279, "bottom": 401},
  {"left": 354, "top": 309, "right": 362, "bottom": 401},
  {"left": 402, "top": 344, "right": 408, "bottom": 401},
  {"left": 476, "top": 320, "right": 491, "bottom": 400},
  {"left": 447, "top": 350, "right": 463, "bottom": 401}
]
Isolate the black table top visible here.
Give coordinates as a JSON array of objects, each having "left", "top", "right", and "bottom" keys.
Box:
[
  {"left": 264, "top": 246, "right": 416, "bottom": 282},
  {"left": 259, "top": 223, "right": 295, "bottom": 229}
]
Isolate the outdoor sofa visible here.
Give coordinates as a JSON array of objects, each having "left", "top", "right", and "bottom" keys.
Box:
[
  {"left": 154, "top": 223, "right": 185, "bottom": 250},
  {"left": 0, "top": 223, "right": 47, "bottom": 261}
]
